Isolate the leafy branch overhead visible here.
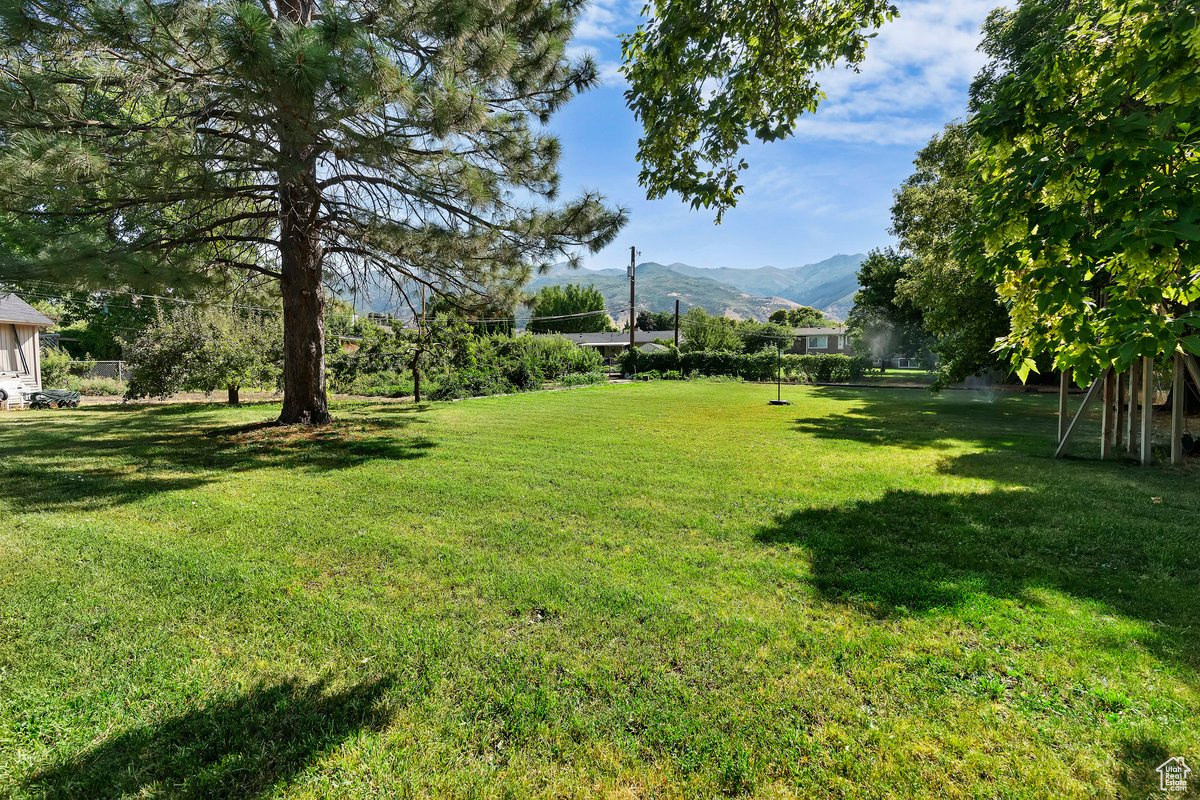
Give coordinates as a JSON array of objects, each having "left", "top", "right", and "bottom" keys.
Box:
[
  {"left": 965, "top": 0, "right": 1200, "bottom": 382},
  {"left": 620, "top": 0, "right": 896, "bottom": 219}
]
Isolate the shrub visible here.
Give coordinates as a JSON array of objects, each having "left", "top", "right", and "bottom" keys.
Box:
[
  {"left": 429, "top": 366, "right": 513, "bottom": 401},
  {"left": 40, "top": 348, "right": 72, "bottom": 388},
  {"left": 68, "top": 377, "right": 125, "bottom": 396},
  {"left": 620, "top": 349, "right": 868, "bottom": 383},
  {"left": 557, "top": 371, "right": 608, "bottom": 387},
  {"left": 339, "top": 371, "right": 414, "bottom": 398}
]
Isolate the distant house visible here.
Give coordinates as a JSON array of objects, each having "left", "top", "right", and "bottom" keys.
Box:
[
  {"left": 0, "top": 293, "right": 55, "bottom": 394},
  {"left": 538, "top": 330, "right": 679, "bottom": 362},
  {"left": 789, "top": 327, "right": 852, "bottom": 356}
]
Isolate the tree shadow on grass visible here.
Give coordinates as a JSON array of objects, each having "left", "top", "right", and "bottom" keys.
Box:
[
  {"left": 760, "top": 388, "right": 1200, "bottom": 669},
  {"left": 792, "top": 386, "right": 1062, "bottom": 452},
  {"left": 0, "top": 403, "right": 438, "bottom": 512},
  {"left": 25, "top": 675, "right": 394, "bottom": 800}
]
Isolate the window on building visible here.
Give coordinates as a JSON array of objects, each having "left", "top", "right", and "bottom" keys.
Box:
[{"left": 808, "top": 335, "right": 828, "bottom": 349}]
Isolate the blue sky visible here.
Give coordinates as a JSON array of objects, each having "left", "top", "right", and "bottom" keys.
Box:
[{"left": 550, "top": 0, "right": 1000, "bottom": 270}]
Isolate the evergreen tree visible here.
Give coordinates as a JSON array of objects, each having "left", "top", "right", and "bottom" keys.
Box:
[{"left": 0, "top": 0, "right": 625, "bottom": 423}]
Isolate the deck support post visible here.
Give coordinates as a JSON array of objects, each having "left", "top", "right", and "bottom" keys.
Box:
[
  {"left": 1101, "top": 369, "right": 1116, "bottom": 459},
  {"left": 1113, "top": 371, "right": 1125, "bottom": 449},
  {"left": 1171, "top": 353, "right": 1186, "bottom": 466},
  {"left": 1140, "top": 356, "right": 1154, "bottom": 466},
  {"left": 1127, "top": 359, "right": 1140, "bottom": 454},
  {"left": 1058, "top": 370, "right": 1071, "bottom": 444}
]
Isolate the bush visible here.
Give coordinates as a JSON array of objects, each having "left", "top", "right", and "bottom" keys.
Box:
[
  {"left": 339, "top": 371, "right": 414, "bottom": 398},
  {"left": 40, "top": 348, "right": 72, "bottom": 388},
  {"left": 429, "top": 366, "right": 513, "bottom": 401},
  {"left": 620, "top": 349, "right": 868, "bottom": 383},
  {"left": 68, "top": 377, "right": 125, "bottom": 396},
  {"left": 557, "top": 371, "right": 608, "bottom": 387}
]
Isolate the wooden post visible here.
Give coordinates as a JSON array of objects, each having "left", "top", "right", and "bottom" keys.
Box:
[
  {"left": 1171, "top": 353, "right": 1185, "bottom": 466},
  {"left": 1058, "top": 370, "right": 1070, "bottom": 444},
  {"left": 1140, "top": 356, "right": 1154, "bottom": 466},
  {"left": 674, "top": 298, "right": 680, "bottom": 349},
  {"left": 1126, "top": 359, "right": 1140, "bottom": 454},
  {"left": 1108, "top": 371, "right": 1118, "bottom": 448},
  {"left": 1101, "top": 369, "right": 1115, "bottom": 459}
]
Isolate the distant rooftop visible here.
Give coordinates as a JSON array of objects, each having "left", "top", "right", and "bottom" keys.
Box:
[
  {"left": 795, "top": 326, "right": 847, "bottom": 336},
  {"left": 0, "top": 293, "right": 54, "bottom": 327}
]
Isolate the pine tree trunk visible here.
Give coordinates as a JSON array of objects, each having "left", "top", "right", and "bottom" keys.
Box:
[
  {"left": 276, "top": 160, "right": 330, "bottom": 424},
  {"left": 277, "top": 200, "right": 330, "bottom": 424},
  {"left": 274, "top": 38, "right": 330, "bottom": 426},
  {"left": 228, "top": 385, "right": 240, "bottom": 405}
]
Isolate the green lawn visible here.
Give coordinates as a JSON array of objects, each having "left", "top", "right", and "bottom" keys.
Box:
[{"left": 1, "top": 382, "right": 1197, "bottom": 798}]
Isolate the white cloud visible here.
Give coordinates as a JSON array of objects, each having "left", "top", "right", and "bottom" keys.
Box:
[
  {"left": 795, "top": 0, "right": 1001, "bottom": 144},
  {"left": 574, "top": 0, "right": 643, "bottom": 42}
]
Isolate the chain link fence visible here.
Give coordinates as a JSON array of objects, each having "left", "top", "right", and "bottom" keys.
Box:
[{"left": 68, "top": 360, "right": 130, "bottom": 381}]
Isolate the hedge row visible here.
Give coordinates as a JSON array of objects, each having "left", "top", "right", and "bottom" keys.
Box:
[{"left": 619, "top": 349, "right": 869, "bottom": 383}]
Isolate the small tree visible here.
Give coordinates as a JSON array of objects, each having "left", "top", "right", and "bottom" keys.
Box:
[
  {"left": 124, "top": 307, "right": 281, "bottom": 404},
  {"left": 526, "top": 285, "right": 613, "bottom": 333},
  {"left": 737, "top": 321, "right": 795, "bottom": 354},
  {"left": 679, "top": 308, "right": 742, "bottom": 352},
  {"left": 636, "top": 310, "right": 678, "bottom": 332},
  {"left": 769, "top": 307, "right": 835, "bottom": 328}
]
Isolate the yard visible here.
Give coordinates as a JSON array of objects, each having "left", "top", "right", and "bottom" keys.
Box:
[{"left": 0, "top": 381, "right": 1197, "bottom": 798}]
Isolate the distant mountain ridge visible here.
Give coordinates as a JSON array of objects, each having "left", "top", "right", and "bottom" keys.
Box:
[
  {"left": 532, "top": 254, "right": 864, "bottom": 323},
  {"left": 345, "top": 254, "right": 865, "bottom": 324}
]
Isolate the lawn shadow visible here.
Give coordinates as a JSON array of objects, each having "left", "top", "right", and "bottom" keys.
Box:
[
  {"left": 0, "top": 402, "right": 438, "bottom": 512},
  {"left": 761, "top": 388, "right": 1200, "bottom": 673},
  {"left": 25, "top": 675, "right": 394, "bottom": 799},
  {"left": 792, "top": 386, "right": 1061, "bottom": 451}
]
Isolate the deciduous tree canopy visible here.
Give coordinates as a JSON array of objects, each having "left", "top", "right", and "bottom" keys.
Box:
[{"left": 965, "top": 0, "right": 1200, "bottom": 383}]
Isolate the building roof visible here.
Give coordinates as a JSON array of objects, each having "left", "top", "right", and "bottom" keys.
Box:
[
  {"left": 539, "top": 330, "right": 679, "bottom": 346},
  {"left": 795, "top": 326, "right": 848, "bottom": 336},
  {"left": 0, "top": 293, "right": 54, "bottom": 327}
]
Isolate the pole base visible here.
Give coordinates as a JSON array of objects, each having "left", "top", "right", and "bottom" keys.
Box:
[{"left": 768, "top": 400, "right": 791, "bottom": 406}]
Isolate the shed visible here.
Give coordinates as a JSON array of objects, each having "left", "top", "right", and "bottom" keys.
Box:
[{"left": 0, "top": 293, "right": 55, "bottom": 393}]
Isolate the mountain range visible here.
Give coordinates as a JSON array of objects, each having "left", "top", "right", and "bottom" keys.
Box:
[{"left": 528, "top": 254, "right": 865, "bottom": 324}]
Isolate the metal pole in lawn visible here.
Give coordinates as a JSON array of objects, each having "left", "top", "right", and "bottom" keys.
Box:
[{"left": 770, "top": 340, "right": 790, "bottom": 406}]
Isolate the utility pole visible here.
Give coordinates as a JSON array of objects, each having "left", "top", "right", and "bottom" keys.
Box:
[
  {"left": 674, "top": 298, "right": 680, "bottom": 348},
  {"left": 628, "top": 245, "right": 637, "bottom": 353}
]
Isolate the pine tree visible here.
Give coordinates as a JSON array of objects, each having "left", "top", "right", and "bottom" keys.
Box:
[{"left": 0, "top": 0, "right": 625, "bottom": 423}]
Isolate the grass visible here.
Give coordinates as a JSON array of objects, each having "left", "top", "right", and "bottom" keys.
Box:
[{"left": 0, "top": 381, "right": 1197, "bottom": 798}]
